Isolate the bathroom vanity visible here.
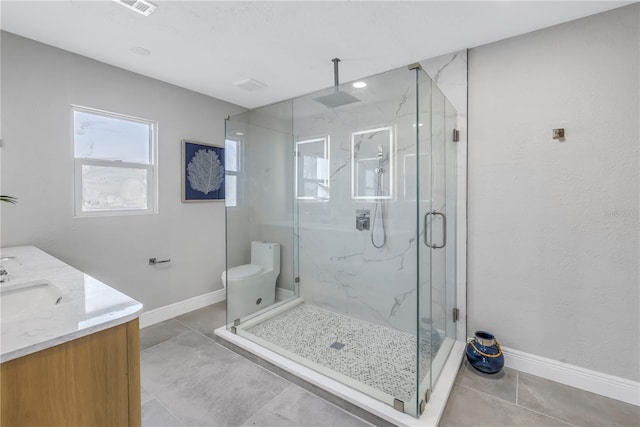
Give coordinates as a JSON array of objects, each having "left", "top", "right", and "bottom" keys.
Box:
[{"left": 0, "top": 246, "right": 143, "bottom": 427}]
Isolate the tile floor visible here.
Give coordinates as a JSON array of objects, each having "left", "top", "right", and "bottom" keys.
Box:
[
  {"left": 247, "top": 303, "right": 438, "bottom": 403},
  {"left": 442, "top": 362, "right": 639, "bottom": 426},
  {"left": 140, "top": 303, "right": 640, "bottom": 426}
]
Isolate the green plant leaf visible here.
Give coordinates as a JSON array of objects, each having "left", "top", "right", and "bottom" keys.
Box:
[{"left": 0, "top": 195, "right": 18, "bottom": 204}]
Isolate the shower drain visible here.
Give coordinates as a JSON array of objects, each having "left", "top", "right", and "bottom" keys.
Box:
[{"left": 329, "top": 341, "right": 345, "bottom": 350}]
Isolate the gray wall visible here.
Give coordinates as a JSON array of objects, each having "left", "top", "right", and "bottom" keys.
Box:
[
  {"left": 468, "top": 4, "right": 639, "bottom": 381},
  {"left": 0, "top": 32, "right": 244, "bottom": 311}
]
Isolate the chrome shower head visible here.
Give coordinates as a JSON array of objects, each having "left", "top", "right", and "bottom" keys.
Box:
[
  {"left": 314, "top": 58, "right": 360, "bottom": 108},
  {"left": 314, "top": 91, "right": 360, "bottom": 108}
]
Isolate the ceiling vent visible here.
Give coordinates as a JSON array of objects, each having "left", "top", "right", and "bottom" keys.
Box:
[
  {"left": 112, "top": 0, "right": 157, "bottom": 17},
  {"left": 233, "top": 78, "right": 268, "bottom": 91}
]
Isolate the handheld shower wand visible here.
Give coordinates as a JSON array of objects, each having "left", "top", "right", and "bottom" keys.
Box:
[
  {"left": 371, "top": 145, "right": 386, "bottom": 248},
  {"left": 375, "top": 144, "right": 384, "bottom": 174}
]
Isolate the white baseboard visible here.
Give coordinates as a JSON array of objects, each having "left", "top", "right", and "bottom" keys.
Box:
[
  {"left": 275, "top": 287, "right": 294, "bottom": 301},
  {"left": 140, "top": 289, "right": 225, "bottom": 328},
  {"left": 499, "top": 344, "right": 639, "bottom": 406}
]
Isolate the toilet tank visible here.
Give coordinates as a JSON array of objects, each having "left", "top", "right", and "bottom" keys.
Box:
[{"left": 250, "top": 241, "right": 280, "bottom": 272}]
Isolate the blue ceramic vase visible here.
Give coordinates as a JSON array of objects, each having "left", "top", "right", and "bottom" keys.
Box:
[{"left": 465, "top": 331, "right": 504, "bottom": 374}]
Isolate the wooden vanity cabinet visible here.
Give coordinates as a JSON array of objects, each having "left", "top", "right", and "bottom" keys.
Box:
[{"left": 1, "top": 319, "right": 141, "bottom": 427}]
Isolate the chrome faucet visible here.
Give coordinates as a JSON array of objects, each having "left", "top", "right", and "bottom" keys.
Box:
[{"left": 0, "top": 265, "right": 9, "bottom": 283}]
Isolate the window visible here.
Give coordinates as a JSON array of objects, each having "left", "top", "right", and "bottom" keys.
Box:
[
  {"left": 225, "top": 139, "right": 239, "bottom": 207},
  {"left": 296, "top": 137, "right": 330, "bottom": 201},
  {"left": 73, "top": 106, "right": 157, "bottom": 216}
]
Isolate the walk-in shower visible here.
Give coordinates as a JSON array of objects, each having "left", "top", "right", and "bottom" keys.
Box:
[{"left": 219, "top": 63, "right": 463, "bottom": 422}]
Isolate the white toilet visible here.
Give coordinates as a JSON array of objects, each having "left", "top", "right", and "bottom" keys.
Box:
[{"left": 222, "top": 241, "right": 280, "bottom": 321}]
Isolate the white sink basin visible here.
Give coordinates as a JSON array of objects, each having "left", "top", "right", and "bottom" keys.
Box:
[{"left": 1, "top": 280, "right": 64, "bottom": 320}]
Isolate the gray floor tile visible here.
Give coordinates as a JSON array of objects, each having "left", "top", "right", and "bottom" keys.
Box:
[
  {"left": 455, "top": 360, "right": 518, "bottom": 403},
  {"left": 518, "top": 372, "right": 640, "bottom": 427},
  {"left": 141, "top": 331, "right": 289, "bottom": 426},
  {"left": 176, "top": 301, "right": 227, "bottom": 339},
  {"left": 143, "top": 398, "right": 185, "bottom": 427},
  {"left": 140, "top": 318, "right": 192, "bottom": 350},
  {"left": 141, "top": 306, "right": 638, "bottom": 427},
  {"left": 440, "top": 385, "right": 571, "bottom": 427},
  {"left": 241, "top": 384, "right": 372, "bottom": 427},
  {"left": 141, "top": 385, "right": 154, "bottom": 405}
]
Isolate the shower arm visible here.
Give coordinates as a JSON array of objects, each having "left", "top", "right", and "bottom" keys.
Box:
[{"left": 332, "top": 58, "right": 340, "bottom": 91}]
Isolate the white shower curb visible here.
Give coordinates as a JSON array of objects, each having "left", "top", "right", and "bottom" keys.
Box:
[{"left": 215, "top": 325, "right": 465, "bottom": 427}]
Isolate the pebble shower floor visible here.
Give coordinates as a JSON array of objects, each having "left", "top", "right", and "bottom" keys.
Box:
[{"left": 247, "top": 303, "right": 441, "bottom": 404}]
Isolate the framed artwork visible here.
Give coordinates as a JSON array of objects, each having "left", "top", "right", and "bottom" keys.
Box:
[{"left": 182, "top": 140, "right": 225, "bottom": 202}]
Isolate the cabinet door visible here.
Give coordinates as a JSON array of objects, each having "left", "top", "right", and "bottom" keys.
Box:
[{"left": 1, "top": 321, "right": 140, "bottom": 427}]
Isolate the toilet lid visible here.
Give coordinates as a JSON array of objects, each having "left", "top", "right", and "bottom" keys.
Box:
[{"left": 226, "top": 264, "right": 263, "bottom": 279}]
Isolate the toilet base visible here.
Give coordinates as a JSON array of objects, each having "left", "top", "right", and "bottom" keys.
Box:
[{"left": 226, "top": 284, "right": 276, "bottom": 322}]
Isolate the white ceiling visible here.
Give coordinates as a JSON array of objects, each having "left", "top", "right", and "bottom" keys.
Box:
[{"left": 0, "top": 1, "right": 633, "bottom": 109}]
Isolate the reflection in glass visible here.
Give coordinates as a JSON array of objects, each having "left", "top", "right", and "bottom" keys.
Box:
[
  {"left": 296, "top": 137, "right": 329, "bottom": 200},
  {"left": 225, "top": 139, "right": 240, "bottom": 207}
]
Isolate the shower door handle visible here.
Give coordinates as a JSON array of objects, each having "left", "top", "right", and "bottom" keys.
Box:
[{"left": 424, "top": 211, "right": 447, "bottom": 249}]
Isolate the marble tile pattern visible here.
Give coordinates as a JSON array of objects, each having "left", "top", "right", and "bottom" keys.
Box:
[
  {"left": 293, "top": 67, "right": 423, "bottom": 336},
  {"left": 420, "top": 50, "right": 468, "bottom": 121},
  {"left": 0, "top": 245, "right": 142, "bottom": 362},
  {"left": 291, "top": 63, "right": 467, "bottom": 339},
  {"left": 246, "top": 303, "right": 442, "bottom": 403}
]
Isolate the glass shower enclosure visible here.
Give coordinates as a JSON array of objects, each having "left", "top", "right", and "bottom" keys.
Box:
[{"left": 224, "top": 64, "right": 458, "bottom": 417}]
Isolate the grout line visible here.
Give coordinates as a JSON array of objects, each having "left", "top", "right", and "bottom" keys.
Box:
[
  {"left": 456, "top": 383, "right": 517, "bottom": 406},
  {"left": 145, "top": 395, "right": 188, "bottom": 427},
  {"left": 514, "top": 404, "right": 580, "bottom": 427},
  {"left": 216, "top": 336, "right": 392, "bottom": 426},
  {"left": 143, "top": 310, "right": 374, "bottom": 425},
  {"left": 237, "top": 383, "right": 293, "bottom": 426},
  {"left": 172, "top": 316, "right": 206, "bottom": 334},
  {"left": 289, "top": 382, "right": 377, "bottom": 427},
  {"left": 513, "top": 372, "right": 580, "bottom": 427},
  {"left": 139, "top": 329, "right": 192, "bottom": 353},
  {"left": 172, "top": 314, "right": 226, "bottom": 343},
  {"left": 515, "top": 370, "right": 519, "bottom": 404},
  {"left": 456, "top": 384, "right": 578, "bottom": 427}
]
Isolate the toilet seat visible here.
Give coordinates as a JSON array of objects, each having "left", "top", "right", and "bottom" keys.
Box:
[{"left": 225, "top": 264, "right": 263, "bottom": 280}]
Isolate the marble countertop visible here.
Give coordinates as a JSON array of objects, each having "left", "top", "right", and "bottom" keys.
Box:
[{"left": 0, "top": 246, "right": 143, "bottom": 363}]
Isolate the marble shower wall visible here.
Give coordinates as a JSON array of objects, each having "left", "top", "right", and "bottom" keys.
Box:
[
  {"left": 295, "top": 67, "right": 421, "bottom": 335},
  {"left": 226, "top": 52, "right": 467, "bottom": 336},
  {"left": 295, "top": 56, "right": 467, "bottom": 336}
]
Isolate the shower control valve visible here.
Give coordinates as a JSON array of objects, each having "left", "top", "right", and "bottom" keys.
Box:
[{"left": 356, "top": 209, "right": 370, "bottom": 231}]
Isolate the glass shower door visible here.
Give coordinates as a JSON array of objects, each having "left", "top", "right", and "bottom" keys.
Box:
[
  {"left": 429, "top": 84, "right": 457, "bottom": 388},
  {"left": 417, "top": 71, "right": 457, "bottom": 410}
]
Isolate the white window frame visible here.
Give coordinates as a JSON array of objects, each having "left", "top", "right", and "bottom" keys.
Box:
[
  {"left": 295, "top": 136, "right": 330, "bottom": 201},
  {"left": 224, "top": 138, "right": 241, "bottom": 208},
  {"left": 72, "top": 105, "right": 158, "bottom": 217}
]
